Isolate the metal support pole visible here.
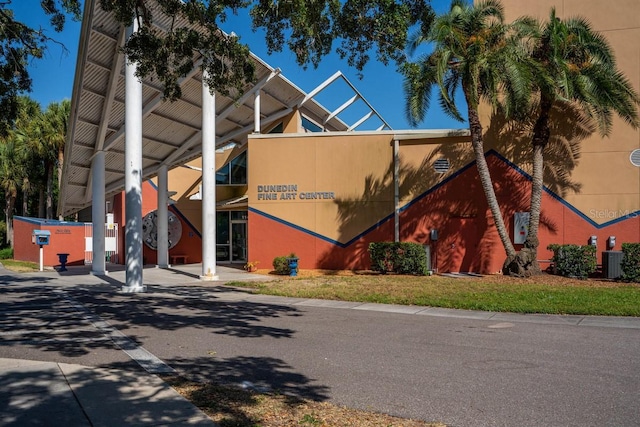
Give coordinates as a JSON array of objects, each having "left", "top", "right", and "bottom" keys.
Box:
[
  {"left": 123, "top": 20, "right": 145, "bottom": 292},
  {"left": 39, "top": 246, "right": 43, "bottom": 272},
  {"left": 201, "top": 70, "right": 218, "bottom": 280},
  {"left": 254, "top": 89, "right": 261, "bottom": 133},
  {"left": 91, "top": 150, "right": 106, "bottom": 275},
  {"left": 394, "top": 139, "right": 400, "bottom": 242},
  {"left": 156, "top": 165, "right": 169, "bottom": 268}
]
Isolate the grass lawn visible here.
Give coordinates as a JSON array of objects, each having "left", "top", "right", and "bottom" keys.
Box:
[
  {"left": 0, "top": 259, "right": 41, "bottom": 272},
  {"left": 228, "top": 270, "right": 640, "bottom": 317}
]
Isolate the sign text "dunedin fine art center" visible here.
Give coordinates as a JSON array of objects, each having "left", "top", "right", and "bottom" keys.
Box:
[{"left": 256, "top": 184, "right": 335, "bottom": 201}]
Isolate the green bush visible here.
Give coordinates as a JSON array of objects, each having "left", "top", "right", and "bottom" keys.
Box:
[
  {"left": 369, "top": 242, "right": 427, "bottom": 275},
  {"left": 0, "top": 221, "right": 7, "bottom": 249},
  {"left": 272, "top": 256, "right": 290, "bottom": 275},
  {"left": 621, "top": 243, "right": 640, "bottom": 283},
  {"left": 0, "top": 247, "right": 13, "bottom": 260},
  {"left": 547, "top": 244, "right": 597, "bottom": 279}
]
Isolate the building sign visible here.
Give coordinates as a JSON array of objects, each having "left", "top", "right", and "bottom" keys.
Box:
[{"left": 256, "top": 184, "right": 335, "bottom": 201}]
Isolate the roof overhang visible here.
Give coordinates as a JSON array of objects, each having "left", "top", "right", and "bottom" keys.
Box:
[{"left": 60, "top": 0, "right": 390, "bottom": 217}]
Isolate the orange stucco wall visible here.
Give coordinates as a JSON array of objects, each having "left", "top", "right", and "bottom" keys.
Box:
[
  {"left": 13, "top": 217, "right": 86, "bottom": 267},
  {"left": 111, "top": 180, "right": 203, "bottom": 265}
]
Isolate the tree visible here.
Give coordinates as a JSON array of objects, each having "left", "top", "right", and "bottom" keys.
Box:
[
  {"left": 402, "top": 0, "right": 533, "bottom": 270},
  {"left": 503, "top": 9, "right": 640, "bottom": 276},
  {"left": 40, "top": 99, "right": 70, "bottom": 219},
  {"left": 99, "top": 0, "right": 434, "bottom": 100},
  {"left": 0, "top": 96, "right": 42, "bottom": 246},
  {"left": 0, "top": 0, "right": 81, "bottom": 134},
  {"left": 0, "top": 137, "right": 21, "bottom": 246}
]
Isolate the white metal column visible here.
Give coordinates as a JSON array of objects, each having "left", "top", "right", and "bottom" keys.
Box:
[
  {"left": 254, "top": 89, "right": 261, "bottom": 133},
  {"left": 157, "top": 164, "right": 169, "bottom": 268},
  {"left": 91, "top": 150, "right": 106, "bottom": 275},
  {"left": 123, "top": 21, "right": 145, "bottom": 292},
  {"left": 394, "top": 139, "right": 400, "bottom": 242},
  {"left": 201, "top": 71, "right": 218, "bottom": 280}
]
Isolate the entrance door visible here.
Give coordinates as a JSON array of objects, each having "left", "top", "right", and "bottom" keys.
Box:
[{"left": 231, "top": 222, "right": 247, "bottom": 263}]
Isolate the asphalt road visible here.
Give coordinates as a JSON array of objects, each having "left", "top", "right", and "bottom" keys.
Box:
[{"left": 1, "top": 268, "right": 639, "bottom": 427}]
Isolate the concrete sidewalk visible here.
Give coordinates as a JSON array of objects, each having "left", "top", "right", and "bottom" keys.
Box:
[{"left": 0, "top": 358, "right": 216, "bottom": 427}]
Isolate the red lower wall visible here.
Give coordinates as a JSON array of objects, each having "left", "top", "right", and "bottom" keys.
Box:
[{"left": 248, "top": 154, "right": 640, "bottom": 274}]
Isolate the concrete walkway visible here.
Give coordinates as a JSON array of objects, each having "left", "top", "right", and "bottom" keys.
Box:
[
  {"left": 0, "top": 358, "right": 215, "bottom": 426},
  {"left": 0, "top": 263, "right": 267, "bottom": 427}
]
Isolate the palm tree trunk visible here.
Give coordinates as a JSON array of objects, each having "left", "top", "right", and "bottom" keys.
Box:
[
  {"left": 38, "top": 187, "right": 45, "bottom": 218},
  {"left": 46, "top": 161, "right": 54, "bottom": 219},
  {"left": 22, "top": 177, "right": 29, "bottom": 216},
  {"left": 526, "top": 97, "right": 553, "bottom": 250},
  {"left": 57, "top": 147, "right": 64, "bottom": 220},
  {"left": 468, "top": 107, "right": 516, "bottom": 259},
  {"left": 5, "top": 193, "right": 15, "bottom": 247},
  {"left": 505, "top": 98, "right": 554, "bottom": 276}
]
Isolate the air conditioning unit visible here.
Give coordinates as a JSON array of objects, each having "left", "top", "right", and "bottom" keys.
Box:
[{"left": 602, "top": 251, "right": 623, "bottom": 279}]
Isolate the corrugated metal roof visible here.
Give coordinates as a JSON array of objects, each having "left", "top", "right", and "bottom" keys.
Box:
[{"left": 59, "top": 0, "right": 391, "bottom": 216}]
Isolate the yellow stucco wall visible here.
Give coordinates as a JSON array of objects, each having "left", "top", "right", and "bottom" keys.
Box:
[
  {"left": 247, "top": 132, "right": 472, "bottom": 244},
  {"left": 482, "top": 0, "right": 640, "bottom": 225}
]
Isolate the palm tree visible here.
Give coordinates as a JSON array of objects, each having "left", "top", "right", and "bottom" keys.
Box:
[
  {"left": 504, "top": 9, "right": 640, "bottom": 276},
  {"left": 39, "top": 99, "right": 70, "bottom": 219},
  {"left": 402, "top": 0, "right": 533, "bottom": 270},
  {"left": 0, "top": 138, "right": 22, "bottom": 247}
]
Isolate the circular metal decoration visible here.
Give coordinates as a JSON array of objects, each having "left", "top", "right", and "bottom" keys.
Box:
[
  {"left": 142, "top": 210, "right": 182, "bottom": 250},
  {"left": 630, "top": 149, "right": 640, "bottom": 167}
]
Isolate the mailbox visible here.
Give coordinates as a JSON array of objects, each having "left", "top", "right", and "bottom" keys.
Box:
[{"left": 32, "top": 230, "right": 51, "bottom": 246}]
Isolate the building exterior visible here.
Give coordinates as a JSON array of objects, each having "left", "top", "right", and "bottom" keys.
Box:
[{"left": 44, "top": 0, "right": 639, "bottom": 275}]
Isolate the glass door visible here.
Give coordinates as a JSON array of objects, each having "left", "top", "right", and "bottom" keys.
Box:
[{"left": 231, "top": 221, "right": 247, "bottom": 263}]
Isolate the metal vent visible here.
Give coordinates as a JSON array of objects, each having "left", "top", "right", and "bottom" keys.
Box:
[
  {"left": 434, "top": 158, "right": 450, "bottom": 174},
  {"left": 630, "top": 149, "right": 640, "bottom": 167}
]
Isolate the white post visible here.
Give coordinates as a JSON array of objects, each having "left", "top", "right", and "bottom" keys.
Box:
[
  {"left": 123, "top": 20, "right": 145, "bottom": 292},
  {"left": 254, "top": 89, "right": 261, "bottom": 133},
  {"left": 394, "top": 139, "right": 400, "bottom": 242},
  {"left": 91, "top": 150, "right": 106, "bottom": 275},
  {"left": 39, "top": 246, "right": 43, "bottom": 272},
  {"left": 157, "top": 164, "right": 169, "bottom": 268},
  {"left": 201, "top": 70, "right": 218, "bottom": 280}
]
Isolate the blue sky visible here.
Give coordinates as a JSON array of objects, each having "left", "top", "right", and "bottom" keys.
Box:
[{"left": 13, "top": 0, "right": 467, "bottom": 131}]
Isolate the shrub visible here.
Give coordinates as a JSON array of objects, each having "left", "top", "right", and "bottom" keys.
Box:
[
  {"left": 621, "top": 243, "right": 640, "bottom": 283},
  {"left": 0, "top": 247, "right": 13, "bottom": 260},
  {"left": 547, "top": 244, "right": 597, "bottom": 279},
  {"left": 369, "top": 242, "right": 427, "bottom": 275},
  {"left": 0, "top": 221, "right": 6, "bottom": 249},
  {"left": 272, "top": 256, "right": 290, "bottom": 275}
]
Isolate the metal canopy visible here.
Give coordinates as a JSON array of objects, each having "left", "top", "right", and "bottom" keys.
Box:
[{"left": 59, "top": 0, "right": 390, "bottom": 217}]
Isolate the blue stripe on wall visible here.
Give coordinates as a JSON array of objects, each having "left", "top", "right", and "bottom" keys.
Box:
[
  {"left": 250, "top": 150, "right": 638, "bottom": 247},
  {"left": 14, "top": 216, "right": 86, "bottom": 226}
]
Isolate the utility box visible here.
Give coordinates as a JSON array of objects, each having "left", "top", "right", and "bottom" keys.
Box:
[
  {"left": 32, "top": 230, "right": 51, "bottom": 246},
  {"left": 424, "top": 245, "right": 432, "bottom": 272},
  {"left": 602, "top": 251, "right": 623, "bottom": 279}
]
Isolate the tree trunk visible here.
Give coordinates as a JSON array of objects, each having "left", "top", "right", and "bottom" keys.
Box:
[
  {"left": 5, "top": 193, "right": 15, "bottom": 248},
  {"left": 46, "top": 161, "right": 54, "bottom": 219},
  {"left": 22, "top": 178, "right": 29, "bottom": 216},
  {"left": 38, "top": 187, "right": 45, "bottom": 219},
  {"left": 57, "top": 147, "right": 64, "bottom": 220},
  {"left": 504, "top": 97, "right": 553, "bottom": 276},
  {"left": 467, "top": 106, "right": 516, "bottom": 262}
]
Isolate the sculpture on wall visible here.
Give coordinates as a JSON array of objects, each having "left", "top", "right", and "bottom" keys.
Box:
[{"left": 142, "top": 210, "right": 182, "bottom": 250}]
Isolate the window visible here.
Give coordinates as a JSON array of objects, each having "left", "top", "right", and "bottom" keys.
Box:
[
  {"left": 216, "top": 151, "right": 247, "bottom": 185},
  {"left": 302, "top": 117, "right": 322, "bottom": 132}
]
